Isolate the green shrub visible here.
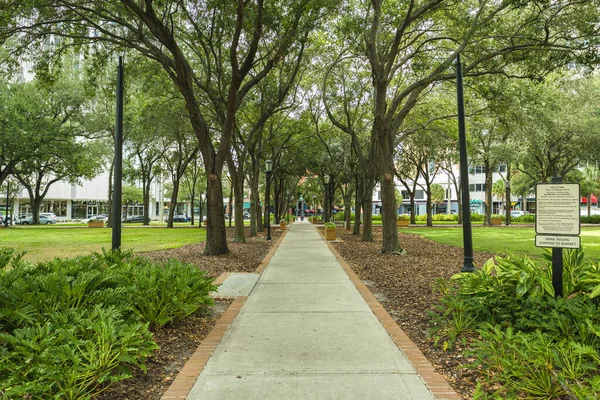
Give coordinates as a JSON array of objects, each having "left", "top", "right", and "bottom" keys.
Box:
[
  {"left": 0, "top": 306, "right": 157, "bottom": 399},
  {"left": 581, "top": 215, "right": 600, "bottom": 224},
  {"left": 372, "top": 214, "right": 382, "bottom": 222},
  {"left": 431, "top": 213, "right": 457, "bottom": 222},
  {"left": 470, "top": 213, "right": 484, "bottom": 221},
  {"left": 431, "top": 249, "right": 600, "bottom": 398},
  {"left": 512, "top": 214, "right": 535, "bottom": 223},
  {"left": 0, "top": 248, "right": 217, "bottom": 398},
  {"left": 397, "top": 214, "right": 410, "bottom": 220},
  {"left": 490, "top": 214, "right": 505, "bottom": 221},
  {"left": 324, "top": 222, "right": 336, "bottom": 228}
]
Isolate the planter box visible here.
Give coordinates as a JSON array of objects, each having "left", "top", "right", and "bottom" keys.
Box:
[
  {"left": 280, "top": 222, "right": 286, "bottom": 230},
  {"left": 491, "top": 218, "right": 502, "bottom": 225},
  {"left": 325, "top": 227, "right": 336, "bottom": 240},
  {"left": 396, "top": 220, "right": 410, "bottom": 227},
  {"left": 87, "top": 221, "right": 104, "bottom": 228}
]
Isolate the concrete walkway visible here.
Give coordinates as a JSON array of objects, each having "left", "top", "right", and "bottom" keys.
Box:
[{"left": 187, "top": 221, "right": 435, "bottom": 399}]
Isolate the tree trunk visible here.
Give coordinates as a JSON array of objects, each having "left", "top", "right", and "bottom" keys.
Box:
[
  {"left": 379, "top": 137, "right": 402, "bottom": 253},
  {"left": 361, "top": 177, "right": 374, "bottom": 242},
  {"left": 204, "top": 173, "right": 229, "bottom": 255},
  {"left": 198, "top": 197, "right": 203, "bottom": 228},
  {"left": 353, "top": 177, "right": 362, "bottom": 235},
  {"left": 426, "top": 186, "right": 433, "bottom": 227},
  {"left": 167, "top": 179, "right": 179, "bottom": 228},
  {"left": 343, "top": 187, "right": 352, "bottom": 230},
  {"left": 249, "top": 159, "right": 260, "bottom": 236},
  {"left": 142, "top": 181, "right": 151, "bottom": 226},
  {"left": 232, "top": 169, "right": 246, "bottom": 243},
  {"left": 484, "top": 161, "right": 493, "bottom": 226},
  {"left": 190, "top": 194, "right": 195, "bottom": 225},
  {"left": 409, "top": 193, "right": 416, "bottom": 224},
  {"left": 588, "top": 194, "right": 592, "bottom": 217}
]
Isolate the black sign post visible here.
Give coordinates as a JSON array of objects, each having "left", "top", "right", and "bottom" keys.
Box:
[{"left": 535, "top": 176, "right": 581, "bottom": 298}]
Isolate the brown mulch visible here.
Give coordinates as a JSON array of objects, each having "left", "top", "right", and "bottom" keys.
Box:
[
  {"left": 332, "top": 228, "right": 494, "bottom": 400},
  {"left": 98, "top": 227, "right": 282, "bottom": 399},
  {"left": 142, "top": 227, "right": 283, "bottom": 278}
]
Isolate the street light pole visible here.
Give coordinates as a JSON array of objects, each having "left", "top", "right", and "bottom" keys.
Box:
[
  {"left": 324, "top": 175, "right": 330, "bottom": 223},
  {"left": 265, "top": 160, "right": 273, "bottom": 240},
  {"left": 300, "top": 195, "right": 304, "bottom": 221},
  {"left": 112, "top": 55, "right": 124, "bottom": 250},
  {"left": 313, "top": 194, "right": 316, "bottom": 219},
  {"left": 456, "top": 54, "right": 475, "bottom": 272}
]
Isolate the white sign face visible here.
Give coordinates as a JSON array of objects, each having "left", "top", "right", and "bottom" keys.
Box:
[
  {"left": 535, "top": 183, "right": 580, "bottom": 236},
  {"left": 535, "top": 235, "right": 580, "bottom": 249}
]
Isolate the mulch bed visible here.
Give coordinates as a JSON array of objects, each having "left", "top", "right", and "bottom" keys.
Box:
[
  {"left": 142, "top": 227, "right": 283, "bottom": 278},
  {"left": 332, "top": 227, "right": 494, "bottom": 400},
  {"left": 98, "top": 227, "right": 282, "bottom": 399}
]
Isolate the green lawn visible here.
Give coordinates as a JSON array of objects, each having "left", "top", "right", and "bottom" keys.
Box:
[
  {"left": 0, "top": 226, "right": 206, "bottom": 263},
  {"left": 403, "top": 226, "right": 600, "bottom": 260}
]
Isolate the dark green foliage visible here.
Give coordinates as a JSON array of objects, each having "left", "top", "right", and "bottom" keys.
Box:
[
  {"left": 0, "top": 248, "right": 217, "bottom": 398},
  {"left": 512, "top": 214, "right": 535, "bottom": 223},
  {"left": 581, "top": 215, "right": 600, "bottom": 224},
  {"left": 431, "top": 249, "right": 600, "bottom": 398}
]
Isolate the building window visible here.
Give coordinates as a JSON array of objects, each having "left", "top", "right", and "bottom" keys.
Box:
[
  {"left": 415, "top": 190, "right": 425, "bottom": 200},
  {"left": 497, "top": 164, "right": 507, "bottom": 173},
  {"left": 469, "top": 165, "right": 484, "bottom": 174},
  {"left": 469, "top": 184, "right": 486, "bottom": 192},
  {"left": 401, "top": 190, "right": 409, "bottom": 199}
]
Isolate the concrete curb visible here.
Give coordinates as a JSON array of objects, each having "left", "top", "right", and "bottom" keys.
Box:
[
  {"left": 325, "top": 240, "right": 462, "bottom": 400},
  {"left": 161, "top": 229, "right": 288, "bottom": 399}
]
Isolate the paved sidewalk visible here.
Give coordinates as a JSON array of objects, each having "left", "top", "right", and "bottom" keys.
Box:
[{"left": 187, "top": 221, "right": 436, "bottom": 399}]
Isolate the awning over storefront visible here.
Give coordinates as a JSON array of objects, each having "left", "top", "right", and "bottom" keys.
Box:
[{"left": 581, "top": 195, "right": 597, "bottom": 203}]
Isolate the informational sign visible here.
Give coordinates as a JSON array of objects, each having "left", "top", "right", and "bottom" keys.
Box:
[
  {"left": 535, "top": 184, "right": 580, "bottom": 235},
  {"left": 535, "top": 235, "right": 580, "bottom": 249},
  {"left": 535, "top": 183, "right": 580, "bottom": 249}
]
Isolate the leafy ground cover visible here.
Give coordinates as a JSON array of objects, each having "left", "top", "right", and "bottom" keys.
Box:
[
  {"left": 405, "top": 226, "right": 600, "bottom": 259},
  {"left": 0, "top": 248, "right": 216, "bottom": 399},
  {"left": 0, "top": 227, "right": 206, "bottom": 263}
]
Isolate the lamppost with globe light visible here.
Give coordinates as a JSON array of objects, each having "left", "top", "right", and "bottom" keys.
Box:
[
  {"left": 313, "top": 194, "right": 316, "bottom": 219},
  {"left": 265, "top": 160, "right": 273, "bottom": 240}
]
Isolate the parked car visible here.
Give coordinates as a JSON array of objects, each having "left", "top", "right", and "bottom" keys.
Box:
[
  {"left": 19, "top": 212, "right": 58, "bottom": 225},
  {"left": 124, "top": 215, "right": 145, "bottom": 223},
  {"left": 510, "top": 210, "right": 524, "bottom": 218},
  {"left": 172, "top": 214, "right": 190, "bottom": 222},
  {"left": 243, "top": 212, "right": 251, "bottom": 220}
]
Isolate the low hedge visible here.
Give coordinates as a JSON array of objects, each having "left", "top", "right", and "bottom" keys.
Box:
[{"left": 0, "top": 248, "right": 216, "bottom": 399}]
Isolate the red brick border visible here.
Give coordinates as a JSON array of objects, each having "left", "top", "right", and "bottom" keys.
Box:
[
  {"left": 326, "top": 241, "right": 462, "bottom": 400},
  {"left": 162, "top": 226, "right": 289, "bottom": 399},
  {"left": 161, "top": 296, "right": 247, "bottom": 399}
]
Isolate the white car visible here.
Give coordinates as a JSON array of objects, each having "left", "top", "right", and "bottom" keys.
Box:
[
  {"left": 19, "top": 212, "right": 58, "bottom": 225},
  {"left": 510, "top": 211, "right": 524, "bottom": 218}
]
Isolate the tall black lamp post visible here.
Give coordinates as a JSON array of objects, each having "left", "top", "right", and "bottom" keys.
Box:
[
  {"left": 456, "top": 54, "right": 475, "bottom": 272},
  {"left": 265, "top": 159, "right": 273, "bottom": 240},
  {"left": 5, "top": 181, "right": 9, "bottom": 226},
  {"left": 313, "top": 194, "right": 316, "bottom": 218},
  {"left": 324, "top": 175, "right": 330, "bottom": 222},
  {"left": 112, "top": 55, "right": 124, "bottom": 250},
  {"left": 299, "top": 195, "right": 304, "bottom": 221}
]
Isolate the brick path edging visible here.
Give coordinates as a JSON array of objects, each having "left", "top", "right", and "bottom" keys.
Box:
[
  {"left": 162, "top": 228, "right": 289, "bottom": 399},
  {"left": 325, "top": 241, "right": 462, "bottom": 400},
  {"left": 161, "top": 296, "right": 247, "bottom": 399}
]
